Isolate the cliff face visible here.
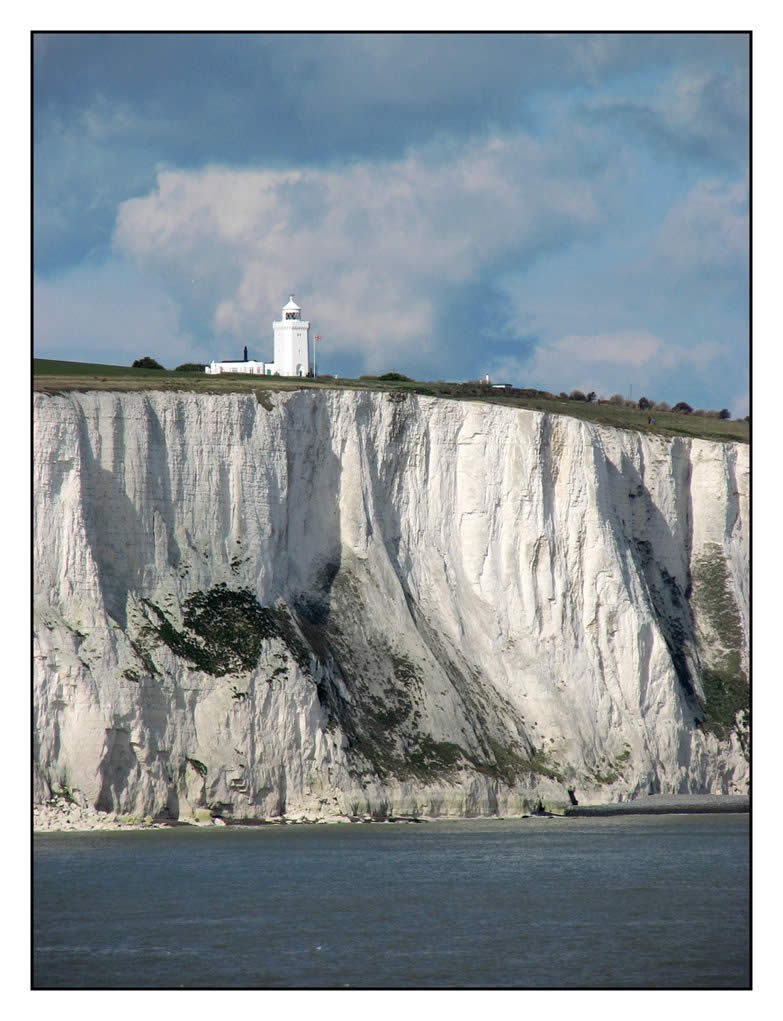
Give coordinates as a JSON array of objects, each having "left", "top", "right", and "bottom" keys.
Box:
[{"left": 33, "top": 390, "right": 749, "bottom": 818}]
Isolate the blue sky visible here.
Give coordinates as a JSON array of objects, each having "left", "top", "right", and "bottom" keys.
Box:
[{"left": 33, "top": 32, "right": 749, "bottom": 413}]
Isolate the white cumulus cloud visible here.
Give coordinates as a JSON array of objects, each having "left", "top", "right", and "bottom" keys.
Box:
[{"left": 112, "top": 134, "right": 605, "bottom": 369}]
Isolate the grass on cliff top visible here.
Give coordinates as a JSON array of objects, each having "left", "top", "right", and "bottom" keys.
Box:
[{"left": 33, "top": 358, "right": 749, "bottom": 444}]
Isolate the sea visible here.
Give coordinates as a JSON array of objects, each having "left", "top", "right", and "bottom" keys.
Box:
[{"left": 33, "top": 813, "right": 749, "bottom": 989}]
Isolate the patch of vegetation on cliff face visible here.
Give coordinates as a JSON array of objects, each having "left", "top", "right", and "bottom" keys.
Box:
[
  {"left": 186, "top": 757, "right": 208, "bottom": 777},
  {"left": 128, "top": 637, "right": 160, "bottom": 677},
  {"left": 691, "top": 544, "right": 748, "bottom": 741},
  {"left": 693, "top": 546, "right": 744, "bottom": 650},
  {"left": 51, "top": 783, "right": 79, "bottom": 805},
  {"left": 337, "top": 677, "right": 420, "bottom": 780},
  {"left": 387, "top": 735, "right": 564, "bottom": 785},
  {"left": 471, "top": 739, "right": 564, "bottom": 786},
  {"left": 389, "top": 652, "right": 421, "bottom": 687},
  {"left": 139, "top": 584, "right": 311, "bottom": 677},
  {"left": 588, "top": 745, "right": 632, "bottom": 785},
  {"left": 404, "top": 736, "right": 465, "bottom": 779},
  {"left": 700, "top": 668, "right": 749, "bottom": 742}
]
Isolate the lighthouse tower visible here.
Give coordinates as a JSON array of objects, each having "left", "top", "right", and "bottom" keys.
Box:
[{"left": 272, "top": 296, "right": 311, "bottom": 377}]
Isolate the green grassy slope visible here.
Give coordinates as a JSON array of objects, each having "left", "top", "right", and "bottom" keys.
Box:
[{"left": 34, "top": 358, "right": 204, "bottom": 377}]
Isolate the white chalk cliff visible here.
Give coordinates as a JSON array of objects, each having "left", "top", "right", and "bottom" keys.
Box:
[{"left": 33, "top": 390, "right": 749, "bottom": 819}]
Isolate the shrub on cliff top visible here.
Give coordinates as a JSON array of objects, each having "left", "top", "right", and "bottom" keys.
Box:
[{"left": 132, "top": 356, "right": 165, "bottom": 369}]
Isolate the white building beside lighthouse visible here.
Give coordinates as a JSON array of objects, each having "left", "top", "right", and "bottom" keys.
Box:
[{"left": 205, "top": 296, "right": 312, "bottom": 377}]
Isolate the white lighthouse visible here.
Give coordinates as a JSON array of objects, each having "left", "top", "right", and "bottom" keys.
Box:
[
  {"left": 272, "top": 296, "right": 311, "bottom": 377},
  {"left": 204, "top": 295, "right": 313, "bottom": 376}
]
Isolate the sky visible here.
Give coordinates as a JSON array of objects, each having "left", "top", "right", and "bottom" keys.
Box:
[{"left": 33, "top": 31, "right": 750, "bottom": 413}]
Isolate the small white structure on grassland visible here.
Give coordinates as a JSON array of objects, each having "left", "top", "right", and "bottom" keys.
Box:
[{"left": 205, "top": 296, "right": 312, "bottom": 377}]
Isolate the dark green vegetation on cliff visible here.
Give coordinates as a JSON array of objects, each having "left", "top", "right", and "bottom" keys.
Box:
[
  {"left": 691, "top": 545, "right": 749, "bottom": 747},
  {"left": 137, "top": 584, "right": 309, "bottom": 677},
  {"left": 34, "top": 358, "right": 748, "bottom": 444}
]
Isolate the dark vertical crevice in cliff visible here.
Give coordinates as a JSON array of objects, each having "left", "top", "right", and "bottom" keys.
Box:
[
  {"left": 604, "top": 453, "right": 700, "bottom": 706},
  {"left": 538, "top": 414, "right": 556, "bottom": 529},
  {"left": 96, "top": 727, "right": 139, "bottom": 813},
  {"left": 143, "top": 395, "right": 181, "bottom": 570},
  {"left": 76, "top": 399, "right": 152, "bottom": 629},
  {"left": 670, "top": 437, "right": 694, "bottom": 594},
  {"left": 282, "top": 392, "right": 343, "bottom": 601},
  {"left": 724, "top": 444, "right": 741, "bottom": 539}
]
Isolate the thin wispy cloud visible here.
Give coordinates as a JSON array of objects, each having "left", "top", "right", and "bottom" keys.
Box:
[{"left": 655, "top": 179, "right": 748, "bottom": 277}]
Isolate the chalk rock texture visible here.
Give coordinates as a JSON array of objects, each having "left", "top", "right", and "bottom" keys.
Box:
[{"left": 33, "top": 390, "right": 749, "bottom": 819}]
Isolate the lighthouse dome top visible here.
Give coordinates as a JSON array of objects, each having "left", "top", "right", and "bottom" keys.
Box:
[{"left": 281, "top": 295, "right": 302, "bottom": 321}]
